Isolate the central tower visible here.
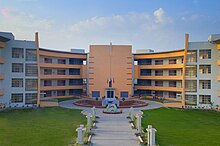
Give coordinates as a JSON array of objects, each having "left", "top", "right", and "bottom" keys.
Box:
[{"left": 88, "top": 43, "right": 132, "bottom": 99}]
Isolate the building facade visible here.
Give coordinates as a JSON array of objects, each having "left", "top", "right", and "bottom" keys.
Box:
[{"left": 0, "top": 32, "right": 220, "bottom": 108}]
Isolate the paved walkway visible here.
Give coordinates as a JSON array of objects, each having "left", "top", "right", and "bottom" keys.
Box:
[{"left": 59, "top": 100, "right": 162, "bottom": 146}]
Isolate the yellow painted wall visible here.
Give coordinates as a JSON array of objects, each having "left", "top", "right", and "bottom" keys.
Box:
[{"left": 89, "top": 45, "right": 132, "bottom": 98}]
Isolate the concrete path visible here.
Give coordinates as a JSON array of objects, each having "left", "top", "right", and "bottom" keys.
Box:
[{"left": 59, "top": 99, "right": 162, "bottom": 146}]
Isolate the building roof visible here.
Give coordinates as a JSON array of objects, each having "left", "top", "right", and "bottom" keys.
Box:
[
  {"left": 133, "top": 49, "right": 184, "bottom": 55},
  {"left": 39, "top": 48, "right": 87, "bottom": 55},
  {"left": 0, "top": 36, "right": 11, "bottom": 42}
]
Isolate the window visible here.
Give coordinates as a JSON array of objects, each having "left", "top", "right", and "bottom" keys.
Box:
[
  {"left": 69, "top": 68, "right": 80, "bottom": 75},
  {"left": 25, "top": 64, "right": 38, "bottom": 76},
  {"left": 25, "top": 79, "right": 38, "bottom": 91},
  {"left": 134, "top": 90, "right": 151, "bottom": 96},
  {"left": 57, "top": 90, "right": 65, "bottom": 96},
  {"left": 137, "top": 79, "right": 151, "bottom": 86},
  {"left": 199, "top": 65, "right": 211, "bottom": 74},
  {"left": 12, "top": 48, "right": 24, "bottom": 58},
  {"left": 155, "top": 70, "right": 163, "bottom": 76},
  {"left": 169, "top": 70, "right": 177, "bottom": 76},
  {"left": 26, "top": 49, "right": 37, "bottom": 61},
  {"left": 92, "top": 91, "right": 100, "bottom": 97},
  {"left": 199, "top": 50, "right": 211, "bottom": 59},
  {"left": 57, "top": 80, "right": 66, "bottom": 86},
  {"left": 69, "top": 58, "right": 83, "bottom": 65},
  {"left": 120, "top": 92, "right": 128, "bottom": 98},
  {"left": 69, "top": 89, "right": 83, "bottom": 95},
  {"left": 199, "top": 80, "right": 211, "bottom": 89},
  {"left": 169, "top": 59, "right": 177, "bottom": 64},
  {"left": 155, "top": 81, "right": 163, "bottom": 86},
  {"left": 169, "top": 81, "right": 176, "bottom": 87},
  {"left": 12, "top": 63, "right": 23, "bottom": 73},
  {"left": 11, "top": 94, "right": 23, "bottom": 103},
  {"left": 185, "top": 65, "right": 197, "bottom": 77},
  {"left": 58, "top": 59, "right": 66, "bottom": 64},
  {"left": 44, "top": 91, "right": 52, "bottom": 97},
  {"left": 83, "top": 79, "right": 87, "bottom": 85},
  {"left": 155, "top": 91, "right": 163, "bottom": 97},
  {"left": 155, "top": 59, "right": 163, "bottom": 65},
  {"left": 69, "top": 79, "right": 83, "bottom": 85},
  {"left": 185, "top": 80, "right": 197, "bottom": 92},
  {"left": 136, "top": 59, "right": 152, "bottom": 65},
  {"left": 140, "top": 69, "right": 151, "bottom": 76},
  {"left": 169, "top": 92, "right": 176, "bottom": 98},
  {"left": 12, "top": 78, "right": 23, "bottom": 87},
  {"left": 185, "top": 95, "right": 197, "bottom": 105},
  {"left": 199, "top": 95, "right": 211, "bottom": 104},
  {"left": 186, "top": 50, "right": 197, "bottom": 63},
  {"left": 25, "top": 93, "right": 37, "bottom": 104},
  {"left": 57, "top": 69, "right": 66, "bottom": 75},
  {"left": 44, "top": 58, "right": 52, "bottom": 63},
  {"left": 44, "top": 80, "right": 52, "bottom": 86},
  {"left": 44, "top": 69, "right": 52, "bottom": 75}
]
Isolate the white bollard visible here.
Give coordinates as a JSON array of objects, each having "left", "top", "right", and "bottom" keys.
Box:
[
  {"left": 76, "top": 124, "right": 85, "bottom": 145},
  {"left": 146, "top": 125, "right": 157, "bottom": 146},
  {"left": 86, "top": 114, "right": 92, "bottom": 132},
  {"left": 129, "top": 107, "right": 134, "bottom": 121},
  {"left": 136, "top": 114, "right": 142, "bottom": 133},
  {"left": 147, "top": 125, "right": 152, "bottom": 145},
  {"left": 92, "top": 106, "right": 96, "bottom": 120}
]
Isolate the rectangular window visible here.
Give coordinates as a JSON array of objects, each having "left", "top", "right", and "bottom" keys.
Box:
[
  {"left": 186, "top": 50, "right": 197, "bottom": 63},
  {"left": 137, "top": 79, "right": 151, "bottom": 86},
  {"left": 199, "top": 49, "right": 211, "bottom": 59},
  {"left": 25, "top": 79, "right": 38, "bottom": 91},
  {"left": 25, "top": 64, "right": 38, "bottom": 76},
  {"left": 12, "top": 48, "right": 24, "bottom": 58},
  {"left": 44, "top": 58, "right": 52, "bottom": 63},
  {"left": 169, "top": 92, "right": 176, "bottom": 98},
  {"left": 44, "top": 80, "right": 52, "bottom": 86},
  {"left": 69, "top": 89, "right": 83, "bottom": 95},
  {"left": 11, "top": 93, "right": 23, "bottom": 103},
  {"left": 155, "top": 59, "right": 163, "bottom": 65},
  {"left": 155, "top": 70, "right": 163, "bottom": 76},
  {"left": 199, "top": 95, "right": 211, "bottom": 104},
  {"left": 155, "top": 81, "right": 163, "bottom": 86},
  {"left": 155, "top": 91, "right": 163, "bottom": 97},
  {"left": 136, "top": 59, "right": 152, "bottom": 65},
  {"left": 12, "top": 78, "right": 23, "bottom": 87},
  {"left": 69, "top": 79, "right": 83, "bottom": 85},
  {"left": 44, "top": 69, "right": 52, "bottom": 75},
  {"left": 169, "top": 59, "right": 177, "bottom": 64},
  {"left": 185, "top": 65, "right": 197, "bottom": 78},
  {"left": 57, "top": 90, "right": 65, "bottom": 96},
  {"left": 185, "top": 80, "right": 197, "bottom": 92},
  {"left": 120, "top": 92, "right": 128, "bottom": 98},
  {"left": 199, "top": 65, "right": 211, "bottom": 74},
  {"left": 169, "top": 81, "right": 176, "bottom": 87},
  {"left": 58, "top": 59, "right": 66, "bottom": 64},
  {"left": 199, "top": 80, "right": 211, "bottom": 89},
  {"left": 25, "top": 93, "right": 37, "bottom": 104},
  {"left": 12, "top": 63, "right": 23, "bottom": 73},
  {"left": 140, "top": 69, "right": 151, "bottom": 76},
  {"left": 26, "top": 49, "right": 37, "bottom": 61},
  {"left": 185, "top": 95, "right": 197, "bottom": 105},
  {"left": 69, "top": 68, "right": 80, "bottom": 75},
  {"left": 69, "top": 58, "right": 83, "bottom": 65},
  {"left": 92, "top": 91, "right": 100, "bottom": 97},
  {"left": 44, "top": 91, "right": 52, "bottom": 97},
  {"left": 57, "top": 69, "right": 66, "bottom": 75},
  {"left": 169, "top": 70, "right": 177, "bottom": 76},
  {"left": 57, "top": 80, "right": 66, "bottom": 86}
]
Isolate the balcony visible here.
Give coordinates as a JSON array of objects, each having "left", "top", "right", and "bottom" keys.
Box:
[
  {"left": 139, "top": 75, "right": 183, "bottom": 80},
  {"left": 40, "top": 85, "right": 84, "bottom": 91},
  {"left": 40, "top": 75, "right": 82, "bottom": 79},
  {"left": 139, "top": 64, "right": 183, "bottom": 69},
  {"left": 40, "top": 63, "right": 83, "bottom": 68},
  {"left": 0, "top": 89, "right": 4, "bottom": 95},
  {"left": 0, "top": 42, "right": 6, "bottom": 48},
  {"left": 135, "top": 85, "right": 182, "bottom": 92}
]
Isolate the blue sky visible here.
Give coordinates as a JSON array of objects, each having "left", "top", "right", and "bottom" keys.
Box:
[{"left": 0, "top": 0, "right": 220, "bottom": 52}]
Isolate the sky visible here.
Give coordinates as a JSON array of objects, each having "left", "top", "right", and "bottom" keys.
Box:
[{"left": 0, "top": 0, "right": 220, "bottom": 52}]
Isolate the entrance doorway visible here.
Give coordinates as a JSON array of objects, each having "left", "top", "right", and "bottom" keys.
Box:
[{"left": 107, "top": 90, "right": 114, "bottom": 98}]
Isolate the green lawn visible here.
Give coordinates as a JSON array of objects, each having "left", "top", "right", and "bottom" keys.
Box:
[
  {"left": 142, "top": 108, "right": 220, "bottom": 146},
  {"left": 0, "top": 107, "right": 86, "bottom": 146}
]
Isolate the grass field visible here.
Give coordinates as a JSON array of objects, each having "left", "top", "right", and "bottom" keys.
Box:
[
  {"left": 142, "top": 108, "right": 220, "bottom": 146},
  {"left": 0, "top": 107, "right": 86, "bottom": 146}
]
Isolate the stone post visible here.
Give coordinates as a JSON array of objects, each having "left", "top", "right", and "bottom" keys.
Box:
[
  {"left": 147, "top": 125, "right": 157, "bottom": 146},
  {"left": 92, "top": 106, "right": 96, "bottom": 121},
  {"left": 76, "top": 124, "right": 85, "bottom": 145},
  {"left": 129, "top": 107, "right": 134, "bottom": 121},
  {"left": 86, "top": 114, "right": 92, "bottom": 132},
  {"left": 136, "top": 114, "right": 142, "bottom": 133}
]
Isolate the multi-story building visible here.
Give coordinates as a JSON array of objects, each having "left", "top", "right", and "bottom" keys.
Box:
[{"left": 0, "top": 32, "right": 220, "bottom": 108}]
